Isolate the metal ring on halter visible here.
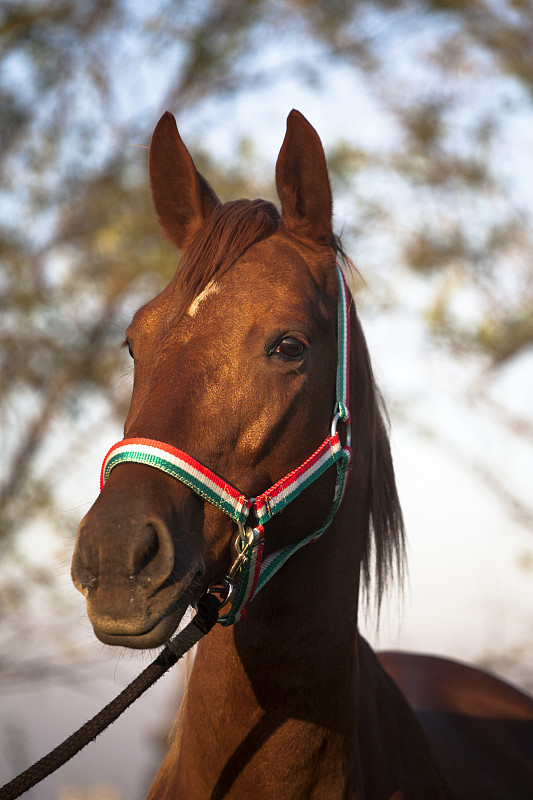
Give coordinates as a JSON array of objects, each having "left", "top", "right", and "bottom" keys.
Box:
[
  {"left": 206, "top": 577, "right": 235, "bottom": 611},
  {"left": 331, "top": 412, "right": 352, "bottom": 449}
]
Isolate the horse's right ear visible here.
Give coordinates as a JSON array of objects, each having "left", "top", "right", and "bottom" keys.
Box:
[{"left": 149, "top": 112, "right": 220, "bottom": 249}]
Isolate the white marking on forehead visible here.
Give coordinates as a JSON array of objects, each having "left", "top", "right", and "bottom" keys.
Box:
[{"left": 187, "top": 279, "right": 219, "bottom": 317}]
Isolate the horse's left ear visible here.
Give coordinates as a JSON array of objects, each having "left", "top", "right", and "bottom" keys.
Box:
[{"left": 275, "top": 110, "right": 333, "bottom": 247}]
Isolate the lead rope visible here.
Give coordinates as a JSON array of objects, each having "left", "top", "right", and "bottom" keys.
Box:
[{"left": 0, "top": 594, "right": 220, "bottom": 800}]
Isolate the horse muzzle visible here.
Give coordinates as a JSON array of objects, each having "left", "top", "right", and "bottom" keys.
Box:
[{"left": 72, "top": 502, "right": 204, "bottom": 649}]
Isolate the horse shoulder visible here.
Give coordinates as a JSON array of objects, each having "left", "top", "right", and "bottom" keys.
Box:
[{"left": 379, "top": 651, "right": 533, "bottom": 800}]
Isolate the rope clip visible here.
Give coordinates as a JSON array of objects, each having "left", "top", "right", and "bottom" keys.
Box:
[{"left": 206, "top": 522, "right": 262, "bottom": 612}]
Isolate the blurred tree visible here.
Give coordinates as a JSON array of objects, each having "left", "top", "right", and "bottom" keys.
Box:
[{"left": 0, "top": 0, "right": 532, "bottom": 617}]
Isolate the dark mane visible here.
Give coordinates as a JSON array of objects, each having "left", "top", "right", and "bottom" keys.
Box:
[
  {"left": 344, "top": 287, "right": 406, "bottom": 613},
  {"left": 175, "top": 199, "right": 280, "bottom": 310},
  {"left": 331, "top": 245, "right": 406, "bottom": 610}
]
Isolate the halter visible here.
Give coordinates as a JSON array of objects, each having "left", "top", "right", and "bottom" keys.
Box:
[{"left": 100, "top": 265, "right": 352, "bottom": 626}]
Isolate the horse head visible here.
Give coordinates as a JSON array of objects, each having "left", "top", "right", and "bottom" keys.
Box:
[{"left": 72, "top": 110, "right": 400, "bottom": 650}]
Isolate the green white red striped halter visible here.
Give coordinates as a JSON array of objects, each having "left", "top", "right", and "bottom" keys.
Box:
[{"left": 100, "top": 265, "right": 352, "bottom": 626}]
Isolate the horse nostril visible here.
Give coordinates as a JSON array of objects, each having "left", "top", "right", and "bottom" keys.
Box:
[
  {"left": 132, "top": 524, "right": 161, "bottom": 578},
  {"left": 71, "top": 562, "right": 97, "bottom": 596},
  {"left": 132, "top": 517, "right": 175, "bottom": 590},
  {"left": 71, "top": 522, "right": 98, "bottom": 596}
]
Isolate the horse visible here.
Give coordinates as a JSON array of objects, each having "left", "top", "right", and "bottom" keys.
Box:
[{"left": 71, "top": 110, "right": 533, "bottom": 799}]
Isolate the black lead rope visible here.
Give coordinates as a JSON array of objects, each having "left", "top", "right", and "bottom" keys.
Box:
[{"left": 0, "top": 594, "right": 220, "bottom": 800}]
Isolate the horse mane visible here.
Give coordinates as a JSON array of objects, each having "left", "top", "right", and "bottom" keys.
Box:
[
  {"left": 360, "top": 367, "right": 406, "bottom": 612},
  {"left": 336, "top": 245, "right": 406, "bottom": 613},
  {"left": 174, "top": 198, "right": 280, "bottom": 313}
]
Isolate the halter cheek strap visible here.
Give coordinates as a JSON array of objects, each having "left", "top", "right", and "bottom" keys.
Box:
[{"left": 100, "top": 265, "right": 352, "bottom": 626}]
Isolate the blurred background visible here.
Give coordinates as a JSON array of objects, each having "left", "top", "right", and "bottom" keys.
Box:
[{"left": 1, "top": 1, "right": 532, "bottom": 797}]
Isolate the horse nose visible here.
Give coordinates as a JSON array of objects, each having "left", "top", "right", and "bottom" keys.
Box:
[{"left": 71, "top": 514, "right": 175, "bottom": 597}]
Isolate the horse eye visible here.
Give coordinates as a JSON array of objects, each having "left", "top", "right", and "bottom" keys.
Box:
[{"left": 271, "top": 336, "right": 306, "bottom": 359}]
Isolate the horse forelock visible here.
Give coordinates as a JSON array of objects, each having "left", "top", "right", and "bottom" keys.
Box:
[{"left": 174, "top": 198, "right": 280, "bottom": 312}]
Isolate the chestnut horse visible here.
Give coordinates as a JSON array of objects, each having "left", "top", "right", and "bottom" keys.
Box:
[{"left": 72, "top": 110, "right": 533, "bottom": 799}]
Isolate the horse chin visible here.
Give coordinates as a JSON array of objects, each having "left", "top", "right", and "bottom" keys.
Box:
[{"left": 91, "top": 595, "right": 191, "bottom": 650}]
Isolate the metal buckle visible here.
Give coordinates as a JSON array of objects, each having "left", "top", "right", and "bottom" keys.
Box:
[{"left": 331, "top": 412, "right": 352, "bottom": 449}]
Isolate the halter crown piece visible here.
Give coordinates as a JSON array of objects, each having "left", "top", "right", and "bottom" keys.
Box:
[{"left": 100, "top": 265, "right": 352, "bottom": 626}]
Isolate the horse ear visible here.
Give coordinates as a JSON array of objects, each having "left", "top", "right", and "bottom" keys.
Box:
[
  {"left": 275, "top": 110, "right": 333, "bottom": 247},
  {"left": 149, "top": 111, "right": 220, "bottom": 248}
]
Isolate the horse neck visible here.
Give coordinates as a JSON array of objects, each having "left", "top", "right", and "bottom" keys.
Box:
[{"left": 149, "top": 498, "right": 368, "bottom": 799}]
